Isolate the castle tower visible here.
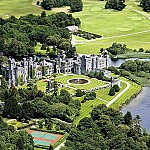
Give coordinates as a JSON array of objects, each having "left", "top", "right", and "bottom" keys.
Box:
[
  {"left": 28, "top": 57, "right": 34, "bottom": 79},
  {"left": 111, "top": 77, "right": 121, "bottom": 88},
  {"left": 8, "top": 57, "right": 16, "bottom": 86},
  {"left": 23, "top": 58, "right": 28, "bottom": 84}
]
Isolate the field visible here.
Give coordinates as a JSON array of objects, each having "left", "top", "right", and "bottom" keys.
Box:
[
  {"left": 0, "top": 0, "right": 150, "bottom": 53},
  {"left": 28, "top": 130, "right": 63, "bottom": 147},
  {"left": 56, "top": 74, "right": 106, "bottom": 90},
  {"left": 72, "top": 0, "right": 150, "bottom": 53},
  {"left": 0, "top": 0, "right": 69, "bottom": 18},
  {"left": 74, "top": 77, "right": 142, "bottom": 124}
]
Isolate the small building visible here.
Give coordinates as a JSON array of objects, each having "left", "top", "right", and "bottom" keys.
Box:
[
  {"left": 111, "top": 77, "right": 121, "bottom": 88},
  {"left": 66, "top": 26, "right": 78, "bottom": 32}
]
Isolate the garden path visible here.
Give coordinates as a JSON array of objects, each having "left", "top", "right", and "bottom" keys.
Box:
[{"left": 106, "top": 80, "right": 130, "bottom": 107}]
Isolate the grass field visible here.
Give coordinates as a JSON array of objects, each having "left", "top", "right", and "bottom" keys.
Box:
[
  {"left": 72, "top": 0, "right": 150, "bottom": 53},
  {"left": 56, "top": 74, "right": 106, "bottom": 90},
  {"left": 74, "top": 77, "right": 142, "bottom": 124},
  {"left": 0, "top": 0, "right": 69, "bottom": 18},
  {"left": 96, "top": 81, "right": 127, "bottom": 102},
  {"left": 0, "top": 0, "right": 150, "bottom": 53},
  {"left": 110, "top": 77, "right": 142, "bottom": 108}
]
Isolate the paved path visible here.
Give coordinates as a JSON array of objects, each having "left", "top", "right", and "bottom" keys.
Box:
[
  {"left": 96, "top": 97, "right": 108, "bottom": 103},
  {"left": 106, "top": 80, "right": 130, "bottom": 107},
  {"left": 54, "top": 140, "right": 66, "bottom": 150},
  {"left": 128, "top": 7, "right": 150, "bottom": 20},
  {"left": 52, "top": 118, "right": 72, "bottom": 125}
]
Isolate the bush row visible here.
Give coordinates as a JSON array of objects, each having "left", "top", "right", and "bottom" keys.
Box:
[
  {"left": 17, "top": 122, "right": 36, "bottom": 130},
  {"left": 29, "top": 127, "right": 65, "bottom": 135},
  {"left": 74, "top": 30, "right": 102, "bottom": 40}
]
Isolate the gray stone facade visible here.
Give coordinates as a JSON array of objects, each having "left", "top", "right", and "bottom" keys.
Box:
[{"left": 2, "top": 52, "right": 109, "bottom": 86}]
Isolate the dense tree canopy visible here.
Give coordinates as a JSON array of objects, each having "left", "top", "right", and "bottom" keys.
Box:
[
  {"left": 1, "top": 84, "right": 81, "bottom": 122},
  {"left": 70, "top": 0, "right": 83, "bottom": 12},
  {"left": 140, "top": 0, "right": 150, "bottom": 12},
  {"left": 119, "top": 60, "right": 150, "bottom": 73},
  {"left": 41, "top": 0, "right": 83, "bottom": 12},
  {"left": 0, "top": 116, "right": 34, "bottom": 150},
  {"left": 61, "top": 104, "right": 150, "bottom": 150},
  {"left": 105, "top": 0, "right": 126, "bottom": 11},
  {"left": 41, "top": 0, "right": 71, "bottom": 10},
  {"left": 0, "top": 12, "right": 81, "bottom": 58},
  {"left": 106, "top": 43, "right": 131, "bottom": 55}
]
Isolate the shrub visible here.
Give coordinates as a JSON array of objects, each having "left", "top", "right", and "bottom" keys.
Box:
[
  {"left": 113, "top": 85, "right": 120, "bottom": 92},
  {"left": 109, "top": 87, "right": 115, "bottom": 96}
]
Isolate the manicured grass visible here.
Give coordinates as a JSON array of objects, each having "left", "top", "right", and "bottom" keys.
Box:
[
  {"left": 7, "top": 119, "right": 24, "bottom": 129},
  {"left": 95, "top": 81, "right": 127, "bottom": 102},
  {"left": 73, "top": 0, "right": 150, "bottom": 54},
  {"left": 36, "top": 80, "right": 47, "bottom": 91},
  {"left": 35, "top": 43, "right": 46, "bottom": 55},
  {"left": 117, "top": 52, "right": 150, "bottom": 59},
  {"left": 74, "top": 98, "right": 106, "bottom": 124},
  {"left": 110, "top": 77, "right": 142, "bottom": 108},
  {"left": 56, "top": 74, "right": 105, "bottom": 90},
  {"left": 74, "top": 77, "right": 142, "bottom": 124},
  {"left": 0, "top": 0, "right": 69, "bottom": 18}
]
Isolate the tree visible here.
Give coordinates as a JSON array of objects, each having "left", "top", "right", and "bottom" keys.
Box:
[
  {"left": 75, "top": 89, "right": 85, "bottom": 97},
  {"left": 140, "top": 0, "right": 150, "bottom": 12},
  {"left": 124, "top": 111, "right": 132, "bottom": 126},
  {"left": 113, "top": 85, "right": 120, "bottom": 92},
  {"left": 49, "top": 144, "right": 54, "bottom": 150},
  {"left": 41, "top": 0, "right": 54, "bottom": 10},
  {"left": 2, "top": 85, "right": 21, "bottom": 118},
  {"left": 0, "top": 56, "right": 7, "bottom": 74},
  {"left": 41, "top": 11, "right": 46, "bottom": 18},
  {"left": 105, "top": 0, "right": 126, "bottom": 11},
  {"left": 109, "top": 87, "right": 115, "bottom": 96},
  {"left": 70, "top": 0, "right": 83, "bottom": 12}
]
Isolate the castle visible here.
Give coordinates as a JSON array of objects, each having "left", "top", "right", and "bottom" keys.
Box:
[{"left": 2, "top": 52, "right": 109, "bottom": 86}]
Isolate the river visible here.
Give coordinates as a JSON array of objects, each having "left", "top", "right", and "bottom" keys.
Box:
[
  {"left": 121, "top": 87, "right": 150, "bottom": 133},
  {"left": 109, "top": 58, "right": 150, "bottom": 67},
  {"left": 109, "top": 58, "right": 150, "bottom": 133}
]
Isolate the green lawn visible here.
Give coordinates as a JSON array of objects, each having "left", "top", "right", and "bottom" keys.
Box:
[
  {"left": 0, "top": 0, "right": 69, "bottom": 18},
  {"left": 35, "top": 43, "right": 46, "bottom": 55},
  {"left": 73, "top": 0, "right": 150, "bottom": 53},
  {"left": 56, "top": 74, "right": 106, "bottom": 90},
  {"left": 74, "top": 77, "right": 142, "bottom": 124},
  {"left": 74, "top": 98, "right": 106, "bottom": 124},
  {"left": 96, "top": 81, "right": 127, "bottom": 102},
  {"left": 110, "top": 77, "right": 142, "bottom": 108},
  {"left": 6, "top": 119, "right": 24, "bottom": 129}
]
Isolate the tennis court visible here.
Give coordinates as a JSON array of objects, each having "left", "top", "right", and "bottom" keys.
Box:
[{"left": 28, "top": 130, "right": 63, "bottom": 146}]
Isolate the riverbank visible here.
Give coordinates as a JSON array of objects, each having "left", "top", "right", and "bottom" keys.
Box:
[
  {"left": 121, "top": 87, "right": 150, "bottom": 133},
  {"left": 119, "top": 86, "right": 143, "bottom": 110},
  {"left": 117, "top": 52, "right": 150, "bottom": 59}
]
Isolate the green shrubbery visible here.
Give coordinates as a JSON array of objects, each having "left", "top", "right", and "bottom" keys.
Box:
[{"left": 109, "top": 85, "right": 120, "bottom": 96}]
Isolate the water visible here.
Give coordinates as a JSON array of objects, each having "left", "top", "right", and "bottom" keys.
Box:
[
  {"left": 121, "top": 87, "right": 150, "bottom": 133},
  {"left": 109, "top": 58, "right": 150, "bottom": 67}
]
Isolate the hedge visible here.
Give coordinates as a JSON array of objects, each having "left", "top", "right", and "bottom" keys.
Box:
[{"left": 29, "top": 127, "right": 65, "bottom": 135}]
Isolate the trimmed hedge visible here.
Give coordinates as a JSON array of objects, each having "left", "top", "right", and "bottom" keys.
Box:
[
  {"left": 53, "top": 133, "right": 69, "bottom": 149},
  {"left": 17, "top": 122, "right": 36, "bottom": 130},
  {"left": 29, "top": 127, "right": 65, "bottom": 135}
]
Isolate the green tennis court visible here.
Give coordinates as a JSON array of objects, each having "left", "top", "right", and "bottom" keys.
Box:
[
  {"left": 33, "top": 139, "right": 51, "bottom": 146},
  {"left": 28, "top": 130, "right": 63, "bottom": 146}
]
